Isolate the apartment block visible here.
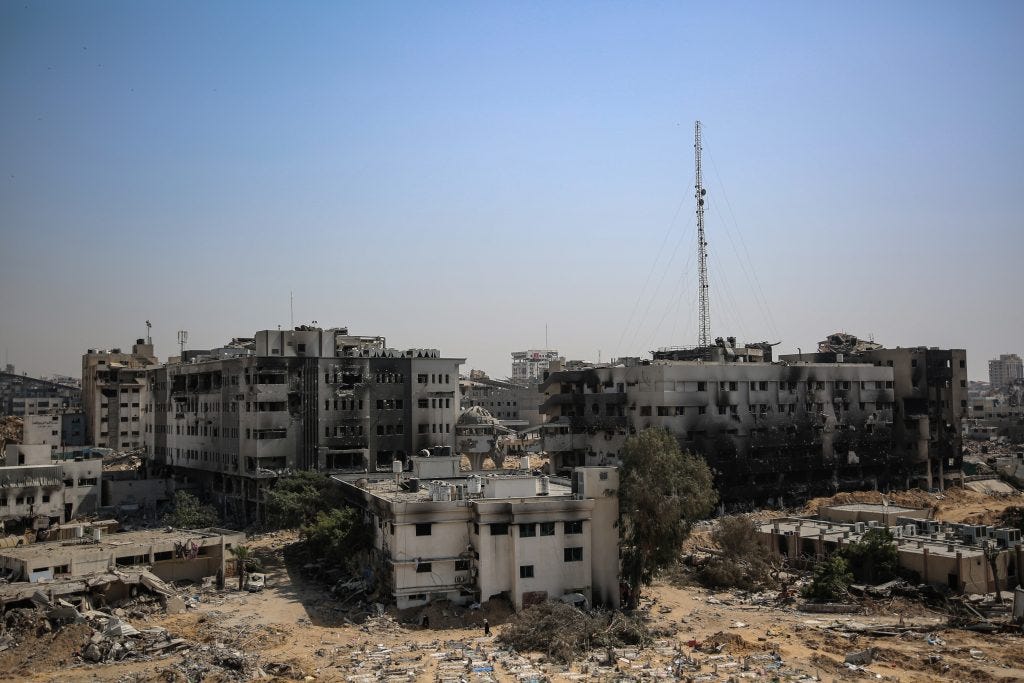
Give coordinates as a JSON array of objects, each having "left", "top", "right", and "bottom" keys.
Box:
[
  {"left": 82, "top": 340, "right": 157, "bottom": 450},
  {"left": 144, "top": 326, "right": 463, "bottom": 523},
  {"left": 541, "top": 338, "right": 897, "bottom": 505}
]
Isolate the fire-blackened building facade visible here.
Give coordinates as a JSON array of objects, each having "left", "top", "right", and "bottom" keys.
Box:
[
  {"left": 145, "top": 327, "right": 463, "bottom": 522},
  {"left": 541, "top": 338, "right": 902, "bottom": 506},
  {"left": 780, "top": 336, "right": 967, "bottom": 492}
]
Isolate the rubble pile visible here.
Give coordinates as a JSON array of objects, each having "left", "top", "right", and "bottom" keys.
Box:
[{"left": 0, "top": 415, "right": 22, "bottom": 452}]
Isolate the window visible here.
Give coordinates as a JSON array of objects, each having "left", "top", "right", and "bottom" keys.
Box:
[
  {"left": 539, "top": 522, "right": 555, "bottom": 536},
  {"left": 415, "top": 523, "right": 432, "bottom": 536},
  {"left": 564, "top": 520, "right": 583, "bottom": 534},
  {"left": 519, "top": 565, "right": 534, "bottom": 579},
  {"left": 697, "top": 381, "right": 706, "bottom": 391},
  {"left": 490, "top": 523, "right": 509, "bottom": 535},
  {"left": 455, "top": 559, "right": 470, "bottom": 571},
  {"left": 519, "top": 523, "right": 536, "bottom": 537},
  {"left": 417, "top": 374, "right": 428, "bottom": 384},
  {"left": 563, "top": 547, "right": 583, "bottom": 562},
  {"left": 415, "top": 562, "right": 432, "bottom": 573}
]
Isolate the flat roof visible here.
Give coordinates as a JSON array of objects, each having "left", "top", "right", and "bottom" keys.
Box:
[
  {"left": 824, "top": 503, "right": 925, "bottom": 513},
  {"left": 345, "top": 475, "right": 572, "bottom": 503},
  {"left": 0, "top": 527, "right": 238, "bottom": 563}
]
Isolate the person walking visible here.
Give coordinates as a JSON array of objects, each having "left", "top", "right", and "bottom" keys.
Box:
[{"left": 483, "top": 618, "right": 490, "bottom": 636}]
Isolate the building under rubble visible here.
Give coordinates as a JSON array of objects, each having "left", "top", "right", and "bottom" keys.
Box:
[
  {"left": 756, "top": 505, "right": 1021, "bottom": 595},
  {"left": 540, "top": 335, "right": 966, "bottom": 505},
  {"left": 333, "top": 453, "right": 620, "bottom": 611},
  {"left": 144, "top": 326, "right": 463, "bottom": 523}
]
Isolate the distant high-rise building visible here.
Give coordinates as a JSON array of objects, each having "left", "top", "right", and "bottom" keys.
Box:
[
  {"left": 511, "top": 349, "right": 562, "bottom": 384},
  {"left": 988, "top": 354, "right": 1023, "bottom": 389}
]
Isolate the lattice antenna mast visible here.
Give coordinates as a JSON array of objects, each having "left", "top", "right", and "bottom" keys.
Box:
[{"left": 694, "top": 121, "right": 710, "bottom": 347}]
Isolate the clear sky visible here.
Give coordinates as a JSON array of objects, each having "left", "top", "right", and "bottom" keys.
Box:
[{"left": 1, "top": 2, "right": 1021, "bottom": 381}]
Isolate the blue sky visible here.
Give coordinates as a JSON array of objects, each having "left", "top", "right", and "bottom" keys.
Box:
[{"left": 1, "top": 2, "right": 1021, "bottom": 380}]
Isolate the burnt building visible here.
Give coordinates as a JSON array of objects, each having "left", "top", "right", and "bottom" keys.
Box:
[
  {"left": 540, "top": 337, "right": 899, "bottom": 506},
  {"left": 780, "top": 335, "right": 967, "bottom": 492},
  {"left": 144, "top": 326, "right": 463, "bottom": 522}
]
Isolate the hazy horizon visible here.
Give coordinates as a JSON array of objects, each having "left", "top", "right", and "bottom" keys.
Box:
[{"left": 2, "top": 2, "right": 1021, "bottom": 382}]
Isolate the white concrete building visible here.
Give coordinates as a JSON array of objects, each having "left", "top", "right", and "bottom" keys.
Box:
[
  {"left": 989, "top": 353, "right": 1023, "bottom": 389},
  {"left": 334, "top": 456, "right": 620, "bottom": 611},
  {"left": 511, "top": 350, "right": 562, "bottom": 385},
  {"left": 1, "top": 443, "right": 102, "bottom": 525}
]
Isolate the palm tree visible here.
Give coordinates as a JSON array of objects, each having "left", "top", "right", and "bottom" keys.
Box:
[{"left": 229, "top": 544, "right": 251, "bottom": 591}]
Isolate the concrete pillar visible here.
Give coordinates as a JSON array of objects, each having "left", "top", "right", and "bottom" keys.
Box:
[
  {"left": 955, "top": 551, "right": 963, "bottom": 593},
  {"left": 922, "top": 547, "right": 929, "bottom": 585}
]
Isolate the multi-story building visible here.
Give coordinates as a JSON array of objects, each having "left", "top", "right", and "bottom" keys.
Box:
[
  {"left": 0, "top": 370, "right": 81, "bottom": 416},
  {"left": 144, "top": 326, "right": 463, "bottom": 522},
  {"left": 989, "top": 354, "right": 1023, "bottom": 390},
  {"left": 1, "top": 443, "right": 102, "bottom": 526},
  {"left": 781, "top": 338, "right": 968, "bottom": 492},
  {"left": 333, "top": 454, "right": 620, "bottom": 611},
  {"left": 511, "top": 350, "right": 562, "bottom": 385},
  {"left": 540, "top": 338, "right": 898, "bottom": 505},
  {"left": 460, "top": 373, "right": 543, "bottom": 429},
  {"left": 82, "top": 340, "right": 157, "bottom": 450}
]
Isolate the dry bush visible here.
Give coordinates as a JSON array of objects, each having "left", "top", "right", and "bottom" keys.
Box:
[
  {"left": 496, "top": 602, "right": 651, "bottom": 663},
  {"left": 697, "top": 516, "right": 776, "bottom": 591}
]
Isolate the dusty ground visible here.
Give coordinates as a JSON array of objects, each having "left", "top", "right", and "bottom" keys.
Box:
[{"left": 6, "top": 487, "right": 1024, "bottom": 682}]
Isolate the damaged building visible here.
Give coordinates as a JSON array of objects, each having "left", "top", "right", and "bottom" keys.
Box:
[
  {"left": 333, "top": 453, "right": 620, "bottom": 611},
  {"left": 779, "top": 334, "right": 967, "bottom": 491},
  {"left": 540, "top": 337, "right": 899, "bottom": 505},
  {"left": 1, "top": 442, "right": 102, "bottom": 527},
  {"left": 82, "top": 340, "right": 158, "bottom": 450},
  {"left": 540, "top": 334, "right": 966, "bottom": 504},
  {"left": 0, "top": 367, "right": 81, "bottom": 416},
  {"left": 144, "top": 326, "right": 463, "bottom": 522},
  {"left": 0, "top": 526, "right": 244, "bottom": 585},
  {"left": 756, "top": 505, "right": 1021, "bottom": 595}
]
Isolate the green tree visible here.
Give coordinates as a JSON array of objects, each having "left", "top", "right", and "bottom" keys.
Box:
[
  {"left": 300, "top": 507, "right": 372, "bottom": 570},
  {"left": 840, "top": 528, "right": 898, "bottom": 584},
  {"left": 619, "top": 428, "right": 717, "bottom": 605},
  {"left": 802, "top": 555, "right": 853, "bottom": 602},
  {"left": 162, "top": 491, "right": 220, "bottom": 529},
  {"left": 265, "top": 471, "right": 338, "bottom": 529},
  {"left": 229, "top": 544, "right": 252, "bottom": 591}
]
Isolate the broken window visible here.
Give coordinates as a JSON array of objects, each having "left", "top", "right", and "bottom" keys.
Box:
[
  {"left": 415, "top": 523, "right": 432, "bottom": 536},
  {"left": 415, "top": 562, "right": 432, "bottom": 573},
  {"left": 539, "top": 522, "right": 555, "bottom": 536},
  {"left": 564, "top": 520, "right": 583, "bottom": 534},
  {"left": 490, "top": 523, "right": 509, "bottom": 535},
  {"left": 519, "top": 523, "right": 536, "bottom": 537}
]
